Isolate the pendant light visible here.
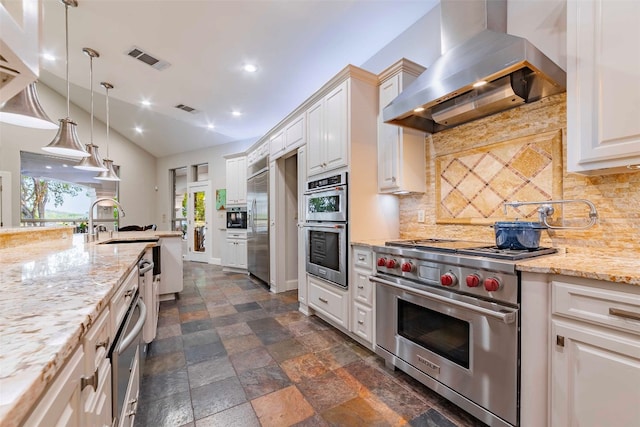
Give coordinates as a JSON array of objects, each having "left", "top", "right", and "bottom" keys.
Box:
[
  {"left": 42, "top": 0, "right": 89, "bottom": 158},
  {"left": 74, "top": 47, "right": 107, "bottom": 172},
  {"left": 0, "top": 82, "right": 58, "bottom": 129},
  {"left": 95, "top": 82, "right": 120, "bottom": 181}
]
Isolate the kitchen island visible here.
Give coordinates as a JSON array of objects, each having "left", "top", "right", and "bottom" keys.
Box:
[{"left": 0, "top": 230, "right": 178, "bottom": 427}]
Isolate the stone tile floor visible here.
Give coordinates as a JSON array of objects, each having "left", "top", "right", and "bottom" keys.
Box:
[{"left": 134, "top": 262, "right": 487, "bottom": 427}]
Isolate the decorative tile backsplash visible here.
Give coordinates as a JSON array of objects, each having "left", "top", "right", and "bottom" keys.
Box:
[
  {"left": 398, "top": 92, "right": 640, "bottom": 254},
  {"left": 436, "top": 130, "right": 562, "bottom": 223}
]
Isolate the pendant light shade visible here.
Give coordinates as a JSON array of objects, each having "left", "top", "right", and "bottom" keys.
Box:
[
  {"left": 0, "top": 82, "right": 58, "bottom": 129},
  {"left": 42, "top": 0, "right": 89, "bottom": 158},
  {"left": 96, "top": 82, "right": 120, "bottom": 181},
  {"left": 75, "top": 47, "right": 107, "bottom": 171}
]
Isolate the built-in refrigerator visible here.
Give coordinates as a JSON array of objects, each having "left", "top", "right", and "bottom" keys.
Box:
[{"left": 247, "top": 158, "right": 269, "bottom": 284}]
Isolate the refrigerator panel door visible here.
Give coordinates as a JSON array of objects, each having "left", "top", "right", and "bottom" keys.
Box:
[{"left": 247, "top": 170, "right": 269, "bottom": 284}]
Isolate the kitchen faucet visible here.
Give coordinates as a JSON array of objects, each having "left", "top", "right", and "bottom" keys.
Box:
[
  {"left": 503, "top": 199, "right": 598, "bottom": 229},
  {"left": 88, "top": 198, "right": 126, "bottom": 241}
]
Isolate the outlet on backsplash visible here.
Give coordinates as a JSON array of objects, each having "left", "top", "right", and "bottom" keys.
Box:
[{"left": 417, "top": 210, "right": 425, "bottom": 223}]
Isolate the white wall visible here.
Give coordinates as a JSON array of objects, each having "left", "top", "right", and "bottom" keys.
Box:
[
  {"left": 0, "top": 83, "right": 157, "bottom": 227},
  {"left": 155, "top": 138, "right": 255, "bottom": 264}
]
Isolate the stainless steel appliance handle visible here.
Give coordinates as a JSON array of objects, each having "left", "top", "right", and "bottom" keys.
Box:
[
  {"left": 301, "top": 223, "right": 345, "bottom": 229},
  {"left": 118, "top": 298, "right": 147, "bottom": 354},
  {"left": 370, "top": 276, "right": 517, "bottom": 324},
  {"left": 304, "top": 185, "right": 346, "bottom": 196},
  {"left": 139, "top": 260, "right": 154, "bottom": 275}
]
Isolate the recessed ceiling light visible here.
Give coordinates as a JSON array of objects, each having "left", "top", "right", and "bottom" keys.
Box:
[
  {"left": 62, "top": 164, "right": 68, "bottom": 168},
  {"left": 243, "top": 64, "right": 257, "bottom": 73},
  {"left": 473, "top": 80, "right": 488, "bottom": 88},
  {"left": 232, "top": 111, "right": 242, "bottom": 117},
  {"left": 413, "top": 107, "right": 425, "bottom": 113},
  {"left": 135, "top": 126, "right": 143, "bottom": 134},
  {"left": 42, "top": 52, "right": 56, "bottom": 62},
  {"left": 141, "top": 100, "right": 151, "bottom": 107},
  {"left": 45, "top": 165, "right": 52, "bottom": 169},
  {"left": 207, "top": 124, "right": 215, "bottom": 130}
]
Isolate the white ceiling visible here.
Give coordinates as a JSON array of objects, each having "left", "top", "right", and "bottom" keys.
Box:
[{"left": 37, "top": 0, "right": 438, "bottom": 158}]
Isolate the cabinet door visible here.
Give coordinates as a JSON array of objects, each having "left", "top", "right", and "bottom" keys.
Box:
[
  {"left": 269, "top": 130, "right": 285, "bottom": 160},
  {"left": 236, "top": 157, "right": 247, "bottom": 204},
  {"left": 352, "top": 302, "right": 373, "bottom": 344},
  {"left": 223, "top": 239, "right": 234, "bottom": 267},
  {"left": 323, "top": 80, "right": 349, "bottom": 172},
  {"left": 236, "top": 239, "right": 247, "bottom": 269},
  {"left": 551, "top": 319, "right": 640, "bottom": 427},
  {"left": 226, "top": 158, "right": 238, "bottom": 203},
  {"left": 24, "top": 346, "right": 84, "bottom": 427},
  {"left": 306, "top": 99, "right": 324, "bottom": 176},
  {"left": 285, "top": 113, "right": 306, "bottom": 151},
  {"left": 378, "top": 74, "right": 401, "bottom": 192},
  {"left": 567, "top": 0, "right": 640, "bottom": 173}
]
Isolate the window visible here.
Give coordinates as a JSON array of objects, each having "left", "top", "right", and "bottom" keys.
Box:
[
  {"left": 193, "top": 163, "right": 209, "bottom": 182},
  {"left": 20, "top": 151, "right": 120, "bottom": 231},
  {"left": 171, "top": 167, "right": 187, "bottom": 239}
]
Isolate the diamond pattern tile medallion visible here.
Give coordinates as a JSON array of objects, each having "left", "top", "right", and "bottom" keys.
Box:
[{"left": 436, "top": 130, "right": 563, "bottom": 223}]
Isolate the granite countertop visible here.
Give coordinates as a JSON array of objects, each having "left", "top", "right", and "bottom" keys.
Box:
[{"left": 0, "top": 235, "right": 154, "bottom": 427}]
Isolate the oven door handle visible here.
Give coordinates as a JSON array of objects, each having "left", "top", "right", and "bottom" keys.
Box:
[
  {"left": 301, "top": 223, "right": 345, "bottom": 229},
  {"left": 117, "top": 298, "right": 147, "bottom": 354},
  {"left": 139, "top": 260, "right": 154, "bottom": 275},
  {"left": 370, "top": 276, "right": 517, "bottom": 324}
]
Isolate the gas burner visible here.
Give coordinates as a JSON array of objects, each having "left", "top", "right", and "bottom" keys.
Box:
[{"left": 457, "top": 246, "right": 558, "bottom": 260}]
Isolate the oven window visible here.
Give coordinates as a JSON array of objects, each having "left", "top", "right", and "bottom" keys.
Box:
[
  {"left": 398, "top": 299, "right": 470, "bottom": 368},
  {"left": 309, "top": 230, "right": 339, "bottom": 271},
  {"left": 308, "top": 195, "right": 340, "bottom": 213}
]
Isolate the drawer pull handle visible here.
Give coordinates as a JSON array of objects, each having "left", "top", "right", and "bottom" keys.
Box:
[
  {"left": 125, "top": 289, "right": 135, "bottom": 297},
  {"left": 556, "top": 335, "right": 565, "bottom": 347},
  {"left": 358, "top": 320, "right": 364, "bottom": 325},
  {"left": 609, "top": 308, "right": 640, "bottom": 321},
  {"left": 318, "top": 297, "right": 328, "bottom": 304},
  {"left": 357, "top": 285, "right": 364, "bottom": 289},
  {"left": 96, "top": 338, "right": 110, "bottom": 351},
  {"left": 358, "top": 255, "right": 366, "bottom": 261},
  {"left": 81, "top": 369, "right": 99, "bottom": 391}
]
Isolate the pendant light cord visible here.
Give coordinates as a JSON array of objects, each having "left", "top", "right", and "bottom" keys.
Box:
[
  {"left": 105, "top": 86, "right": 110, "bottom": 158},
  {"left": 65, "top": 3, "right": 70, "bottom": 118},
  {"left": 89, "top": 54, "right": 94, "bottom": 144}
]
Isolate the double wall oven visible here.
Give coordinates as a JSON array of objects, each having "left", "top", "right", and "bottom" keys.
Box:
[
  {"left": 303, "top": 172, "right": 348, "bottom": 288},
  {"left": 372, "top": 239, "right": 556, "bottom": 427}
]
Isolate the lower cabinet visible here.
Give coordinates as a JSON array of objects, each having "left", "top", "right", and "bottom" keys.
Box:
[
  {"left": 308, "top": 275, "right": 349, "bottom": 329},
  {"left": 118, "top": 346, "right": 140, "bottom": 427},
  {"left": 349, "top": 245, "right": 375, "bottom": 348},
  {"left": 159, "top": 237, "right": 184, "bottom": 297},
  {"left": 223, "top": 230, "right": 247, "bottom": 270},
  {"left": 550, "top": 279, "right": 640, "bottom": 427}
]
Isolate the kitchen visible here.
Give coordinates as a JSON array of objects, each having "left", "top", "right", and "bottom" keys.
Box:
[{"left": 1, "top": 0, "right": 639, "bottom": 426}]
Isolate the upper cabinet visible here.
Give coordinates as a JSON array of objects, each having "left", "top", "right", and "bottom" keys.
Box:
[
  {"left": 225, "top": 156, "right": 247, "bottom": 206},
  {"left": 270, "top": 113, "right": 306, "bottom": 160},
  {"left": 377, "top": 59, "right": 426, "bottom": 194},
  {"left": 0, "top": 0, "right": 41, "bottom": 102},
  {"left": 566, "top": 0, "right": 640, "bottom": 174},
  {"left": 307, "top": 80, "right": 349, "bottom": 177}
]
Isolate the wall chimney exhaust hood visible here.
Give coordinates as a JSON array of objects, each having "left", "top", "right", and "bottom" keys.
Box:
[{"left": 383, "top": 0, "right": 566, "bottom": 133}]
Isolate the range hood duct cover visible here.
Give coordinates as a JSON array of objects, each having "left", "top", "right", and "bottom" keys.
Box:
[{"left": 383, "top": 0, "right": 566, "bottom": 133}]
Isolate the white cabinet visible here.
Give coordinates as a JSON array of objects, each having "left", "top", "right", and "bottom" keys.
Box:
[
  {"left": 567, "top": 0, "right": 640, "bottom": 174},
  {"left": 82, "top": 308, "right": 112, "bottom": 427},
  {"left": 223, "top": 230, "right": 247, "bottom": 270},
  {"left": 159, "top": 237, "right": 183, "bottom": 298},
  {"left": 377, "top": 59, "right": 426, "bottom": 193},
  {"left": 350, "top": 245, "right": 375, "bottom": 348},
  {"left": 308, "top": 275, "right": 349, "bottom": 329},
  {"left": 269, "top": 130, "right": 285, "bottom": 160},
  {"left": 550, "top": 279, "right": 640, "bottom": 427},
  {"left": 225, "top": 156, "right": 247, "bottom": 205},
  {"left": 285, "top": 113, "right": 306, "bottom": 152},
  {"left": 307, "top": 80, "right": 349, "bottom": 177}
]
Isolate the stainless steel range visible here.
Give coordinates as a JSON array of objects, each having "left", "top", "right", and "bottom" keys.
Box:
[{"left": 372, "top": 239, "right": 556, "bottom": 427}]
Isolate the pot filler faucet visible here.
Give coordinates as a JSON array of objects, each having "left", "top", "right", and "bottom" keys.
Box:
[
  {"left": 88, "top": 197, "right": 126, "bottom": 241},
  {"left": 503, "top": 199, "right": 598, "bottom": 230}
]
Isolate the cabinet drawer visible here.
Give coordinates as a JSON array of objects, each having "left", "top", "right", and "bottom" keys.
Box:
[
  {"left": 111, "top": 267, "right": 138, "bottom": 337},
  {"left": 308, "top": 276, "right": 348, "bottom": 328},
  {"left": 352, "top": 302, "right": 373, "bottom": 344},
  {"left": 552, "top": 281, "right": 640, "bottom": 335},
  {"left": 353, "top": 268, "right": 373, "bottom": 306},
  {"left": 84, "top": 308, "right": 111, "bottom": 374},
  {"left": 353, "top": 247, "right": 373, "bottom": 270}
]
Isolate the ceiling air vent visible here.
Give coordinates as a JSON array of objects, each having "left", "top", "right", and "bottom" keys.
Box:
[
  {"left": 175, "top": 104, "right": 198, "bottom": 114},
  {"left": 125, "top": 46, "right": 171, "bottom": 71}
]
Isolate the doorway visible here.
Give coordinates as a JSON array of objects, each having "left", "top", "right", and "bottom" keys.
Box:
[{"left": 186, "top": 182, "right": 210, "bottom": 262}]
